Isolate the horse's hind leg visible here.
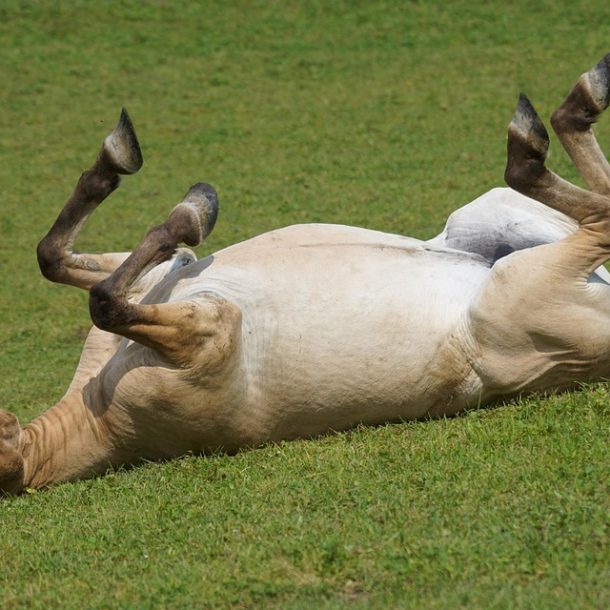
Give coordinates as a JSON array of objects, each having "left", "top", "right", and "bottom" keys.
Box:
[
  {"left": 504, "top": 92, "right": 610, "bottom": 277},
  {"left": 428, "top": 56, "right": 610, "bottom": 267},
  {"left": 505, "top": 93, "right": 610, "bottom": 225},
  {"left": 467, "top": 83, "right": 610, "bottom": 396},
  {"left": 37, "top": 109, "right": 143, "bottom": 291},
  {"left": 551, "top": 54, "right": 610, "bottom": 195}
]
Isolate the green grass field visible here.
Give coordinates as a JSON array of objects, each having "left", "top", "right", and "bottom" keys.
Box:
[{"left": 1, "top": 1, "right": 609, "bottom": 608}]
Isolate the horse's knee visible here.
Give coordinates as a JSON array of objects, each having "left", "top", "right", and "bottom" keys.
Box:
[{"left": 89, "top": 280, "right": 131, "bottom": 332}]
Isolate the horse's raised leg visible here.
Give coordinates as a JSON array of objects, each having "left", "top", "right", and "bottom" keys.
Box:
[
  {"left": 37, "top": 109, "right": 143, "bottom": 290},
  {"left": 551, "top": 54, "right": 610, "bottom": 196},
  {"left": 88, "top": 183, "right": 238, "bottom": 367},
  {"left": 505, "top": 93, "right": 610, "bottom": 254},
  {"left": 467, "top": 86, "right": 610, "bottom": 400}
]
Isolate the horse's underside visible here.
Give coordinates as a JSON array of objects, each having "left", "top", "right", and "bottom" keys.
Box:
[{"left": 1, "top": 53, "right": 610, "bottom": 494}]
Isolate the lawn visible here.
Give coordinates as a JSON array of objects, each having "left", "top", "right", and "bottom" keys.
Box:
[{"left": 0, "top": 1, "right": 609, "bottom": 608}]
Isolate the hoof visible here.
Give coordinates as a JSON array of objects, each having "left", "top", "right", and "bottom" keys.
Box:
[
  {"left": 169, "top": 183, "right": 219, "bottom": 247},
  {"left": 103, "top": 108, "right": 143, "bottom": 175},
  {"left": 505, "top": 94, "right": 549, "bottom": 191},
  {"left": 509, "top": 93, "right": 549, "bottom": 160},
  {"left": 584, "top": 52, "right": 610, "bottom": 113}
]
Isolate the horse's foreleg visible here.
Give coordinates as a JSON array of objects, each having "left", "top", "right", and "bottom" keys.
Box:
[
  {"left": 37, "top": 109, "right": 143, "bottom": 291},
  {"left": 88, "top": 183, "right": 234, "bottom": 367}
]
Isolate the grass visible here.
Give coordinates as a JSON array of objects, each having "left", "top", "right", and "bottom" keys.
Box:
[{"left": 0, "top": 1, "right": 609, "bottom": 608}]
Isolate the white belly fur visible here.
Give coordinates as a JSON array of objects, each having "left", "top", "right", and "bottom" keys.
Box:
[{"left": 140, "top": 224, "right": 491, "bottom": 439}]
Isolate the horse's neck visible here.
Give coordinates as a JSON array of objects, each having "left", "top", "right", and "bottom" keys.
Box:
[{"left": 22, "top": 390, "right": 111, "bottom": 489}]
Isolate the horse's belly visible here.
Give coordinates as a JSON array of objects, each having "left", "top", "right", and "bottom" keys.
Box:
[
  {"left": 136, "top": 224, "right": 491, "bottom": 442},
  {"left": 203, "top": 239, "right": 488, "bottom": 437}
]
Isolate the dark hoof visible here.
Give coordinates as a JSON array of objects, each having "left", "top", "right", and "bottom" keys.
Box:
[
  {"left": 586, "top": 52, "right": 610, "bottom": 112},
  {"left": 509, "top": 93, "right": 549, "bottom": 159},
  {"left": 103, "top": 108, "right": 143, "bottom": 175},
  {"left": 505, "top": 94, "right": 550, "bottom": 191},
  {"left": 170, "top": 183, "right": 219, "bottom": 246}
]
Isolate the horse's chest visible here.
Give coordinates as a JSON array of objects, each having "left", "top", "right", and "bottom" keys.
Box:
[{"left": 95, "top": 344, "right": 246, "bottom": 453}]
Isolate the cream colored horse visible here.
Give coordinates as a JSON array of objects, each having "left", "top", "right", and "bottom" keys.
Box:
[{"left": 1, "top": 55, "right": 609, "bottom": 494}]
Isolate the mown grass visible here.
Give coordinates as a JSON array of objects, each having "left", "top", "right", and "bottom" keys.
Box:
[{"left": 0, "top": 1, "right": 609, "bottom": 608}]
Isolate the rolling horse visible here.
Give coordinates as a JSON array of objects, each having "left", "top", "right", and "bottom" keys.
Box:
[{"left": 1, "top": 55, "right": 609, "bottom": 494}]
